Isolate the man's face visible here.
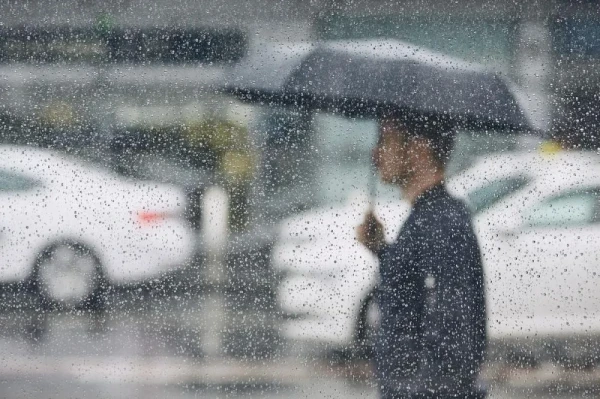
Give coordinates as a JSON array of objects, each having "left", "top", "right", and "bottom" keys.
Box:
[{"left": 372, "top": 119, "right": 413, "bottom": 185}]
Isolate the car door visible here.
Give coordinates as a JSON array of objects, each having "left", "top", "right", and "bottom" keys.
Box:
[
  {"left": 490, "top": 187, "right": 600, "bottom": 338},
  {"left": 0, "top": 168, "right": 45, "bottom": 281}
]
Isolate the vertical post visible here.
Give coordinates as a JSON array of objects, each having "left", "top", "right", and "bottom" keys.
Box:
[
  {"left": 201, "top": 186, "right": 229, "bottom": 358},
  {"left": 515, "top": 21, "right": 551, "bottom": 132}
]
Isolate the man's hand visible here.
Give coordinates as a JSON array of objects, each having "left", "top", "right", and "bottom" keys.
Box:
[{"left": 357, "top": 210, "right": 385, "bottom": 255}]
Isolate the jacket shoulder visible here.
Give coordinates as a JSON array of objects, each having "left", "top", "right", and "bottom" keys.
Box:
[{"left": 424, "top": 194, "right": 473, "bottom": 230}]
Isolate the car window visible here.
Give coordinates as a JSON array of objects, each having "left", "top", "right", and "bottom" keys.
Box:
[
  {"left": 0, "top": 169, "right": 39, "bottom": 192},
  {"left": 466, "top": 176, "right": 529, "bottom": 214},
  {"left": 525, "top": 190, "right": 599, "bottom": 228}
]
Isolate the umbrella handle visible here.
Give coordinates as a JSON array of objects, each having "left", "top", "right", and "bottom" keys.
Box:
[{"left": 368, "top": 160, "right": 378, "bottom": 205}]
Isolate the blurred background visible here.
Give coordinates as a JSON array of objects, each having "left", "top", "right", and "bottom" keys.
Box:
[{"left": 0, "top": 1, "right": 599, "bottom": 398}]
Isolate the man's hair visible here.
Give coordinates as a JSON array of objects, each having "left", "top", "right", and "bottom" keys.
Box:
[{"left": 379, "top": 110, "right": 456, "bottom": 167}]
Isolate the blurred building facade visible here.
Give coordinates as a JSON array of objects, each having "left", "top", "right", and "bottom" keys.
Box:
[
  {"left": 0, "top": 0, "right": 599, "bottom": 216},
  {"left": 0, "top": 1, "right": 598, "bottom": 138}
]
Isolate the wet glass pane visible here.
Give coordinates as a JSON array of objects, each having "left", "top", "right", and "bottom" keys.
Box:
[{"left": 1, "top": 1, "right": 600, "bottom": 399}]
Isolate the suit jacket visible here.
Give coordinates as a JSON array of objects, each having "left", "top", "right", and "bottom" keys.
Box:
[{"left": 374, "top": 183, "right": 487, "bottom": 398}]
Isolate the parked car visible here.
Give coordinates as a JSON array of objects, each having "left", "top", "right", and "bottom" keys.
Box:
[
  {"left": 273, "top": 149, "right": 600, "bottom": 353},
  {"left": 0, "top": 145, "right": 195, "bottom": 308}
]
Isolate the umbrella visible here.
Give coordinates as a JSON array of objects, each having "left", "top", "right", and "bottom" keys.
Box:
[{"left": 224, "top": 39, "right": 532, "bottom": 131}]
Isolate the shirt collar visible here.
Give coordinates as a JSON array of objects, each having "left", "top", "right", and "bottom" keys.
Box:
[{"left": 412, "top": 182, "right": 447, "bottom": 210}]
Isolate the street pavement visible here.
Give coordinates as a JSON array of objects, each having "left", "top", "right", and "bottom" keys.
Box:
[{"left": 0, "top": 289, "right": 598, "bottom": 398}]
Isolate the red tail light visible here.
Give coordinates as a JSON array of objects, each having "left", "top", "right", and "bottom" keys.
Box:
[{"left": 136, "top": 211, "right": 174, "bottom": 225}]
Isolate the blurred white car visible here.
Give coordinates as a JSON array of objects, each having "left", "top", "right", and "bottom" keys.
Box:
[
  {"left": 274, "top": 149, "right": 600, "bottom": 349},
  {"left": 0, "top": 145, "right": 195, "bottom": 308}
]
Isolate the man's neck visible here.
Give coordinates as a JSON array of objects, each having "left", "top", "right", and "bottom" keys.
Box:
[{"left": 401, "top": 169, "right": 445, "bottom": 205}]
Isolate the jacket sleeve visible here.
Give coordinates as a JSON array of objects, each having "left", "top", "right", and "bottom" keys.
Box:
[
  {"left": 376, "top": 242, "right": 392, "bottom": 262},
  {"left": 375, "top": 239, "right": 427, "bottom": 382}
]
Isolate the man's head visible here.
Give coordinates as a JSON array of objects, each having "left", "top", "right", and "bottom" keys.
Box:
[{"left": 372, "top": 112, "right": 454, "bottom": 186}]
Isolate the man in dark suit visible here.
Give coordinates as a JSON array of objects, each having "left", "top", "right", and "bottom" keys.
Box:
[{"left": 357, "top": 113, "right": 487, "bottom": 399}]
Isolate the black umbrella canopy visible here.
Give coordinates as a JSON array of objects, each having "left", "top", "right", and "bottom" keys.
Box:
[{"left": 225, "top": 39, "right": 532, "bottom": 132}]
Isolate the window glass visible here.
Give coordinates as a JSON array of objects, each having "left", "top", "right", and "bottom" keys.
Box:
[
  {"left": 552, "top": 17, "right": 600, "bottom": 59},
  {"left": 0, "top": 27, "right": 247, "bottom": 64},
  {"left": 3, "top": 4, "right": 596, "bottom": 397},
  {"left": 0, "top": 169, "right": 39, "bottom": 191},
  {"left": 466, "top": 176, "right": 530, "bottom": 214},
  {"left": 314, "top": 14, "right": 517, "bottom": 70},
  {"left": 525, "top": 190, "right": 599, "bottom": 228}
]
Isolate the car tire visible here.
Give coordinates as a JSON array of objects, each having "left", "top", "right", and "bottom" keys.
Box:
[{"left": 31, "top": 241, "right": 105, "bottom": 311}]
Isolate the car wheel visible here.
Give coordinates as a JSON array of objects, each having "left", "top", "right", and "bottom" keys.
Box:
[
  {"left": 354, "top": 293, "right": 379, "bottom": 359},
  {"left": 32, "top": 241, "right": 104, "bottom": 310}
]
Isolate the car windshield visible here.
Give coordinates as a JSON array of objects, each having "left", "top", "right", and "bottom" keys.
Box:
[{"left": 466, "top": 175, "right": 531, "bottom": 214}]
